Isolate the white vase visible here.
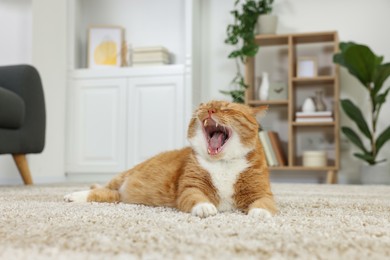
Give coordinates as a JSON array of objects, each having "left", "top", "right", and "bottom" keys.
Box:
[
  {"left": 360, "top": 164, "right": 390, "bottom": 185},
  {"left": 257, "top": 14, "right": 278, "bottom": 35},
  {"left": 302, "top": 97, "right": 316, "bottom": 113},
  {"left": 259, "top": 72, "right": 270, "bottom": 101}
]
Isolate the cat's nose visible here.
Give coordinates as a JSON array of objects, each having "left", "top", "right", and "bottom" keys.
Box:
[{"left": 208, "top": 109, "right": 216, "bottom": 116}]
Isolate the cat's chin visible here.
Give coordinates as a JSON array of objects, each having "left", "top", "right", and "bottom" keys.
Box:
[{"left": 201, "top": 117, "right": 232, "bottom": 156}]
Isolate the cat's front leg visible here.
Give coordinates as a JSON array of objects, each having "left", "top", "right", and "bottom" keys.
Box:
[
  {"left": 247, "top": 196, "right": 277, "bottom": 219},
  {"left": 177, "top": 187, "right": 218, "bottom": 218},
  {"left": 191, "top": 202, "right": 218, "bottom": 218}
]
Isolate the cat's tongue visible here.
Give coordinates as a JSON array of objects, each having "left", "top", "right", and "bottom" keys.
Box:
[{"left": 208, "top": 132, "right": 224, "bottom": 155}]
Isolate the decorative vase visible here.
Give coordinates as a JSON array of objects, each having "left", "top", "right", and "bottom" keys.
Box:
[
  {"left": 360, "top": 163, "right": 390, "bottom": 185},
  {"left": 302, "top": 97, "right": 316, "bottom": 113},
  {"left": 313, "top": 90, "right": 327, "bottom": 111},
  {"left": 257, "top": 14, "right": 278, "bottom": 35},
  {"left": 259, "top": 72, "right": 270, "bottom": 101}
]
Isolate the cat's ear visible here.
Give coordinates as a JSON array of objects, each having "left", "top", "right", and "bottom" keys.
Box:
[{"left": 251, "top": 105, "right": 268, "bottom": 118}]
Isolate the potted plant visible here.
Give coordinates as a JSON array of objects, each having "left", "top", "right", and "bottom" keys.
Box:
[
  {"left": 221, "top": 0, "right": 274, "bottom": 103},
  {"left": 257, "top": 0, "right": 277, "bottom": 34},
  {"left": 333, "top": 42, "right": 390, "bottom": 183}
]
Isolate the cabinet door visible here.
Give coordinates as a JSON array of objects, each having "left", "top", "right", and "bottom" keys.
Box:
[
  {"left": 127, "top": 76, "right": 185, "bottom": 167},
  {"left": 66, "top": 78, "right": 127, "bottom": 173}
]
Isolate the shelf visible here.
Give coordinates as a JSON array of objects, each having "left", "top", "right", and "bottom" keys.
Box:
[
  {"left": 255, "top": 34, "right": 289, "bottom": 46},
  {"left": 292, "top": 121, "right": 335, "bottom": 127},
  {"left": 292, "top": 31, "right": 336, "bottom": 44},
  {"left": 248, "top": 100, "right": 288, "bottom": 106},
  {"left": 292, "top": 76, "right": 335, "bottom": 85},
  {"left": 246, "top": 31, "right": 340, "bottom": 183},
  {"left": 270, "top": 166, "right": 337, "bottom": 171},
  {"left": 254, "top": 31, "right": 337, "bottom": 46}
]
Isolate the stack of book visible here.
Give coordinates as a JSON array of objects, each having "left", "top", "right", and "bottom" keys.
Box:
[
  {"left": 295, "top": 111, "right": 333, "bottom": 123},
  {"left": 258, "top": 131, "right": 287, "bottom": 167},
  {"left": 132, "top": 46, "right": 170, "bottom": 67}
]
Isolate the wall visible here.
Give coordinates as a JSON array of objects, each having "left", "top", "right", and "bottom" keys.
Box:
[
  {"left": 30, "top": 0, "right": 67, "bottom": 183},
  {"left": 201, "top": 0, "right": 390, "bottom": 183},
  {"left": 0, "top": 0, "right": 67, "bottom": 184},
  {"left": 0, "top": 0, "right": 32, "bottom": 65}
]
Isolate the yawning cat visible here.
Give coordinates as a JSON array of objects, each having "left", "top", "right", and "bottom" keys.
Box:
[{"left": 64, "top": 100, "right": 277, "bottom": 218}]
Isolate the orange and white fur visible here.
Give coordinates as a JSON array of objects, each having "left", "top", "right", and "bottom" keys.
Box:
[{"left": 64, "top": 100, "right": 277, "bottom": 218}]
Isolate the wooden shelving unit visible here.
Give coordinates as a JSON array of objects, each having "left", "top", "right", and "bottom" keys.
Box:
[{"left": 245, "top": 31, "right": 340, "bottom": 184}]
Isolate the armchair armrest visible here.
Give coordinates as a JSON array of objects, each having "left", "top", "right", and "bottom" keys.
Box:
[{"left": 0, "top": 86, "right": 25, "bottom": 129}]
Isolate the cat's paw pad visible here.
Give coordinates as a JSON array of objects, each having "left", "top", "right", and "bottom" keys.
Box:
[
  {"left": 248, "top": 208, "right": 272, "bottom": 219},
  {"left": 64, "top": 190, "right": 90, "bottom": 203},
  {"left": 191, "top": 202, "right": 218, "bottom": 218}
]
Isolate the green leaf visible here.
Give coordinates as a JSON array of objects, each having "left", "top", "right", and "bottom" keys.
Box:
[
  {"left": 334, "top": 42, "right": 382, "bottom": 88},
  {"left": 341, "top": 127, "right": 368, "bottom": 153},
  {"left": 374, "top": 87, "right": 390, "bottom": 106},
  {"left": 333, "top": 42, "right": 355, "bottom": 68},
  {"left": 373, "top": 63, "right": 390, "bottom": 95},
  {"left": 341, "top": 99, "right": 372, "bottom": 139},
  {"left": 375, "top": 126, "right": 390, "bottom": 154},
  {"left": 228, "top": 50, "right": 242, "bottom": 59},
  {"left": 342, "top": 44, "right": 382, "bottom": 87},
  {"left": 353, "top": 153, "right": 376, "bottom": 165}
]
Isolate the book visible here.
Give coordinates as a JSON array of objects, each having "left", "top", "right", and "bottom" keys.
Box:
[
  {"left": 132, "top": 61, "right": 169, "bottom": 67},
  {"left": 132, "top": 46, "right": 169, "bottom": 53},
  {"left": 268, "top": 131, "right": 287, "bottom": 166},
  {"left": 296, "top": 111, "right": 332, "bottom": 117},
  {"left": 132, "top": 52, "right": 170, "bottom": 62},
  {"left": 259, "top": 131, "right": 278, "bottom": 167},
  {"left": 133, "top": 56, "right": 170, "bottom": 63},
  {"left": 295, "top": 117, "right": 333, "bottom": 122}
]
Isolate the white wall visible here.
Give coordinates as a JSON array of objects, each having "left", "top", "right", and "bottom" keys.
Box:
[
  {"left": 30, "top": 0, "right": 67, "bottom": 183},
  {"left": 201, "top": 0, "right": 390, "bottom": 183},
  {"left": 0, "top": 0, "right": 32, "bottom": 65}
]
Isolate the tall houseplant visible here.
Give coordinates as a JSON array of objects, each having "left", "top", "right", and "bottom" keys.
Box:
[
  {"left": 221, "top": 0, "right": 273, "bottom": 103},
  {"left": 333, "top": 42, "right": 390, "bottom": 165}
]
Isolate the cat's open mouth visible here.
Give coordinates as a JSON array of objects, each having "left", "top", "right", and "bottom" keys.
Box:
[{"left": 202, "top": 118, "right": 232, "bottom": 156}]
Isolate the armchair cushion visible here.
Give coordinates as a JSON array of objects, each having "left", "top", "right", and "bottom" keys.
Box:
[{"left": 0, "top": 86, "right": 25, "bottom": 129}]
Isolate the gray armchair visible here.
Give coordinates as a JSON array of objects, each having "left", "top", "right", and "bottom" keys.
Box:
[{"left": 0, "top": 65, "right": 46, "bottom": 185}]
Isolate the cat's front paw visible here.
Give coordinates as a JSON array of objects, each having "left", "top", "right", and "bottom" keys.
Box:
[
  {"left": 64, "top": 190, "right": 90, "bottom": 202},
  {"left": 248, "top": 208, "right": 272, "bottom": 219},
  {"left": 191, "top": 202, "right": 218, "bottom": 218}
]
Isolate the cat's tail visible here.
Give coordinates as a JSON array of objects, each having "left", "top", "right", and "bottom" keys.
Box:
[{"left": 64, "top": 170, "right": 131, "bottom": 203}]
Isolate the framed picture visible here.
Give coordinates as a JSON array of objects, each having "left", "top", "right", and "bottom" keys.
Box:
[
  {"left": 88, "top": 26, "right": 124, "bottom": 68},
  {"left": 297, "top": 57, "right": 318, "bottom": 78}
]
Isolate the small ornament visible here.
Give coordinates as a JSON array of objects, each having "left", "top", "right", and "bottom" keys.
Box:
[
  {"left": 313, "top": 90, "right": 327, "bottom": 111},
  {"left": 259, "top": 72, "right": 270, "bottom": 101},
  {"left": 302, "top": 97, "right": 316, "bottom": 112}
]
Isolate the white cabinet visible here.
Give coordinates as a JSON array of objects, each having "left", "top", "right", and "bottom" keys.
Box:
[
  {"left": 66, "top": 67, "right": 186, "bottom": 174},
  {"left": 66, "top": 78, "right": 127, "bottom": 173},
  {"left": 128, "top": 76, "right": 185, "bottom": 166}
]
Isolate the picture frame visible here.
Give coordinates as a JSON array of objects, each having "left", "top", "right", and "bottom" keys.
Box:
[
  {"left": 297, "top": 57, "right": 318, "bottom": 78},
  {"left": 88, "top": 26, "right": 124, "bottom": 68}
]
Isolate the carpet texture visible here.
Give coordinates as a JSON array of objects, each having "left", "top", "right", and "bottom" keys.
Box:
[{"left": 1, "top": 183, "right": 389, "bottom": 259}]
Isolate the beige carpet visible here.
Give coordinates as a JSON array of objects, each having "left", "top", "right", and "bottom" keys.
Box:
[{"left": 1, "top": 183, "right": 389, "bottom": 259}]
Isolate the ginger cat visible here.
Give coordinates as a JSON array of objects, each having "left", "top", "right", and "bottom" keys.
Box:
[{"left": 64, "top": 100, "right": 277, "bottom": 218}]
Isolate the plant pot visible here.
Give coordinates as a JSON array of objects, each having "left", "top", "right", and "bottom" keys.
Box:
[
  {"left": 360, "top": 163, "right": 390, "bottom": 185},
  {"left": 257, "top": 14, "right": 278, "bottom": 35}
]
